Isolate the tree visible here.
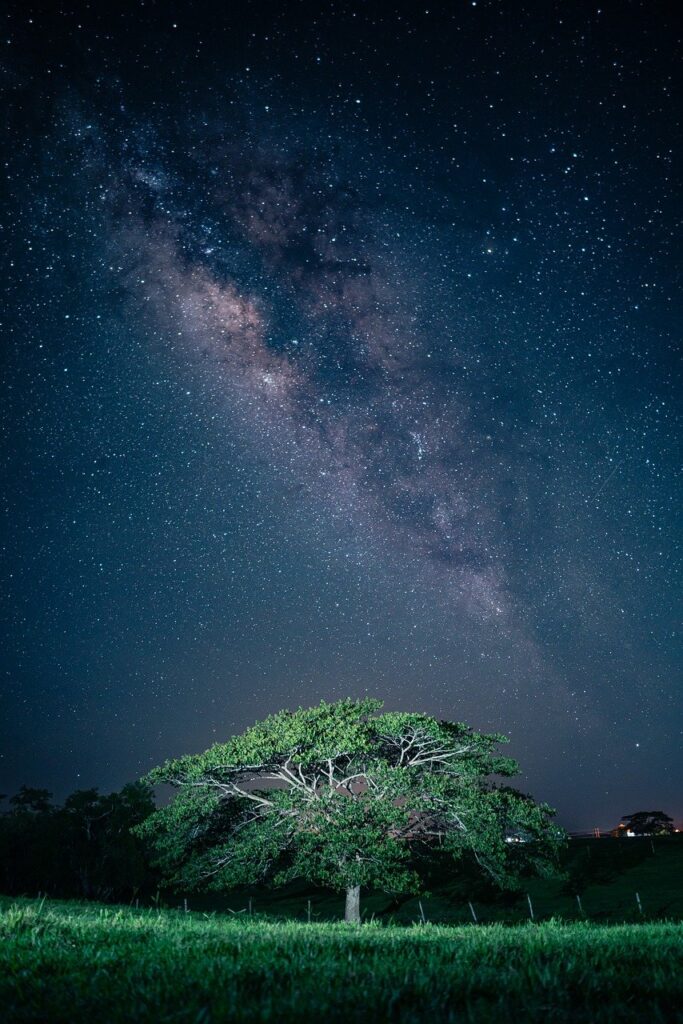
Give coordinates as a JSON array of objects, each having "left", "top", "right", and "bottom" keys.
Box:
[
  {"left": 8, "top": 787, "right": 54, "bottom": 814},
  {"left": 60, "top": 783, "right": 155, "bottom": 899},
  {"left": 0, "top": 788, "right": 58, "bottom": 895},
  {"left": 619, "top": 811, "right": 675, "bottom": 836},
  {"left": 0, "top": 782, "right": 155, "bottom": 900},
  {"left": 136, "top": 699, "right": 564, "bottom": 923}
]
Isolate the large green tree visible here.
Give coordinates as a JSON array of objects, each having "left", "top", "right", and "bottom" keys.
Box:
[{"left": 136, "top": 699, "right": 563, "bottom": 922}]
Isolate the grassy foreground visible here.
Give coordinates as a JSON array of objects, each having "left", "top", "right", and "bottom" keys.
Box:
[{"left": 2, "top": 898, "right": 682, "bottom": 1023}]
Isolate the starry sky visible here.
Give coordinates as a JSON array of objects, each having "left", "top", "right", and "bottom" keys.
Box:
[{"left": 1, "top": 1, "right": 680, "bottom": 830}]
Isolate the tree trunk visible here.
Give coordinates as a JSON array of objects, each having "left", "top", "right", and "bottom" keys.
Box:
[{"left": 345, "top": 885, "right": 361, "bottom": 924}]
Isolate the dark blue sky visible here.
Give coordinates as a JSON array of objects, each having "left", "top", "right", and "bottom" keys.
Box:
[{"left": 1, "top": 1, "right": 680, "bottom": 830}]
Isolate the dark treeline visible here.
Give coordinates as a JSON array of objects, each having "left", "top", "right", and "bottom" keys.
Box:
[
  {"left": 0, "top": 784, "right": 157, "bottom": 901},
  {"left": 1, "top": 783, "right": 678, "bottom": 911}
]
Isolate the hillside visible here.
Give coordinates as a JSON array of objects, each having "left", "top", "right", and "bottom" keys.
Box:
[{"left": 176, "top": 836, "right": 683, "bottom": 924}]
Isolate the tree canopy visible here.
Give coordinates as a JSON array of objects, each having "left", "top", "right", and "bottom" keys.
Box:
[
  {"left": 619, "top": 811, "right": 675, "bottom": 836},
  {"left": 136, "top": 698, "right": 564, "bottom": 922},
  {"left": 0, "top": 783, "right": 154, "bottom": 900}
]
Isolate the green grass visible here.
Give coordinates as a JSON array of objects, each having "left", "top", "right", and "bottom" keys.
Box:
[{"left": 2, "top": 897, "right": 682, "bottom": 1023}]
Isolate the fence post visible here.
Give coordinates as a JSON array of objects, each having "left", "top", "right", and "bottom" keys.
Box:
[
  {"left": 248, "top": 898, "right": 253, "bottom": 916},
  {"left": 307, "top": 899, "right": 312, "bottom": 924},
  {"left": 468, "top": 901, "right": 478, "bottom": 923},
  {"left": 184, "top": 898, "right": 188, "bottom": 913},
  {"left": 527, "top": 894, "right": 535, "bottom": 921}
]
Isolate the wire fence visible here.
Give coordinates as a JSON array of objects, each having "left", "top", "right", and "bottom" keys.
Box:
[{"left": 174, "top": 887, "right": 681, "bottom": 926}]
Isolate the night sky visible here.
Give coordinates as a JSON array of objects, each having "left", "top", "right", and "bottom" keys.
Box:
[{"left": 2, "top": 1, "right": 680, "bottom": 831}]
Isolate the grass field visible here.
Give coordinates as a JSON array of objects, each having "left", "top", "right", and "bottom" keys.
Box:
[{"left": 2, "top": 897, "right": 682, "bottom": 1023}]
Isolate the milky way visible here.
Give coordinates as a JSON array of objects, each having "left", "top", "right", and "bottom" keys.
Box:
[
  {"left": 1, "top": 2, "right": 680, "bottom": 829},
  {"left": 114, "top": 136, "right": 519, "bottom": 625}
]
